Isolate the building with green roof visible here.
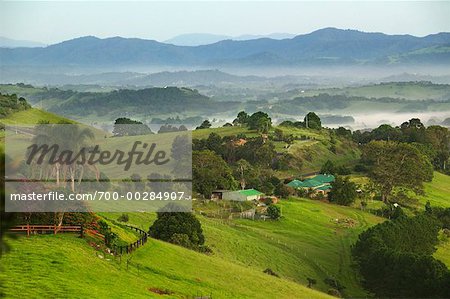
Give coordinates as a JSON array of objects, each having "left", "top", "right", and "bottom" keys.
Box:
[
  {"left": 286, "top": 174, "right": 335, "bottom": 194},
  {"left": 217, "top": 189, "right": 264, "bottom": 201},
  {"left": 302, "top": 179, "right": 323, "bottom": 188},
  {"left": 287, "top": 180, "right": 304, "bottom": 188},
  {"left": 312, "top": 174, "right": 335, "bottom": 184}
]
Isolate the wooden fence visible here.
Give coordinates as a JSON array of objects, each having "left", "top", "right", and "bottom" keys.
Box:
[
  {"left": 84, "top": 228, "right": 105, "bottom": 241},
  {"left": 10, "top": 224, "right": 83, "bottom": 237},
  {"left": 10, "top": 224, "right": 149, "bottom": 255},
  {"left": 112, "top": 225, "right": 149, "bottom": 255}
]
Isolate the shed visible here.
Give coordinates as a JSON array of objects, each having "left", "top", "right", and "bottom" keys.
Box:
[{"left": 222, "top": 189, "right": 264, "bottom": 201}]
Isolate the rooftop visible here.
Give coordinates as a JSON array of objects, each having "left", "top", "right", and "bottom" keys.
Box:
[{"left": 239, "top": 189, "right": 263, "bottom": 196}]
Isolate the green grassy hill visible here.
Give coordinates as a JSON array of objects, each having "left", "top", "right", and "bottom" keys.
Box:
[
  {"left": 2, "top": 197, "right": 381, "bottom": 298},
  {"left": 198, "top": 199, "right": 382, "bottom": 297},
  {"left": 99, "top": 197, "right": 383, "bottom": 298},
  {"left": 419, "top": 171, "right": 450, "bottom": 208},
  {"left": 0, "top": 108, "right": 76, "bottom": 151},
  {"left": 2, "top": 107, "right": 449, "bottom": 298},
  {"left": 0, "top": 108, "right": 74, "bottom": 125},
  {"left": 0, "top": 234, "right": 331, "bottom": 299},
  {"left": 194, "top": 125, "right": 360, "bottom": 175}
]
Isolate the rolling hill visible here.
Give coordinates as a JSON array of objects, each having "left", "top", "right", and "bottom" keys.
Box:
[
  {"left": 1, "top": 28, "right": 449, "bottom": 68},
  {"left": 0, "top": 85, "right": 240, "bottom": 124},
  {"left": 1, "top": 107, "right": 450, "bottom": 298}
]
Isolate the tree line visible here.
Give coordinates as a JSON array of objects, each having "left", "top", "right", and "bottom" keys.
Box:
[{"left": 353, "top": 208, "right": 450, "bottom": 298}]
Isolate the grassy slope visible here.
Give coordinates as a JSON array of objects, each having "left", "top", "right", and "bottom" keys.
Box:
[
  {"left": 421, "top": 172, "right": 450, "bottom": 269},
  {"left": 419, "top": 172, "right": 450, "bottom": 208},
  {"left": 435, "top": 241, "right": 450, "bottom": 269},
  {"left": 0, "top": 235, "right": 331, "bottom": 299},
  {"left": 199, "top": 199, "right": 382, "bottom": 297},
  {"left": 1, "top": 197, "right": 380, "bottom": 298},
  {"left": 0, "top": 108, "right": 74, "bottom": 125},
  {"left": 101, "top": 198, "right": 383, "bottom": 298},
  {"left": 0, "top": 108, "right": 75, "bottom": 152}
]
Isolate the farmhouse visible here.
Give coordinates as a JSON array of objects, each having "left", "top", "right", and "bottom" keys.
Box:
[
  {"left": 211, "top": 189, "right": 264, "bottom": 201},
  {"left": 287, "top": 174, "right": 335, "bottom": 194}
]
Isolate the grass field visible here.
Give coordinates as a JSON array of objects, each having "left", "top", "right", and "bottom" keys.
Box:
[
  {"left": 435, "top": 238, "right": 450, "bottom": 269},
  {"left": 99, "top": 198, "right": 383, "bottom": 298},
  {"left": 419, "top": 171, "right": 450, "bottom": 208},
  {"left": 0, "top": 108, "right": 74, "bottom": 125},
  {"left": 0, "top": 234, "right": 332, "bottom": 299}
]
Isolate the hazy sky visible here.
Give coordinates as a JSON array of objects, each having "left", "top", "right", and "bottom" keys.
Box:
[{"left": 1, "top": 1, "right": 449, "bottom": 44}]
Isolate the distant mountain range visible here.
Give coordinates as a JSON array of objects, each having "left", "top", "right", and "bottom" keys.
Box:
[
  {"left": 1, "top": 28, "right": 449, "bottom": 67},
  {"left": 164, "top": 33, "right": 297, "bottom": 46},
  {"left": 0, "top": 37, "right": 46, "bottom": 48}
]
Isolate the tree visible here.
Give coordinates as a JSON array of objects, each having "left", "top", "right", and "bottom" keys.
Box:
[
  {"left": 235, "top": 159, "right": 253, "bottom": 190},
  {"left": 149, "top": 212, "right": 204, "bottom": 249},
  {"left": 196, "top": 119, "right": 211, "bottom": 130},
  {"left": 30, "top": 122, "right": 96, "bottom": 194},
  {"left": 237, "top": 137, "right": 276, "bottom": 167},
  {"left": 334, "top": 127, "right": 352, "bottom": 139},
  {"left": 192, "top": 150, "right": 237, "bottom": 198},
  {"left": 117, "top": 213, "right": 129, "bottom": 222},
  {"left": 362, "top": 141, "right": 433, "bottom": 203},
  {"left": 425, "top": 125, "right": 449, "bottom": 170},
  {"left": 329, "top": 176, "right": 357, "bottom": 206},
  {"left": 304, "top": 112, "right": 321, "bottom": 130},
  {"left": 274, "top": 128, "right": 284, "bottom": 141},
  {"left": 112, "top": 117, "right": 152, "bottom": 136},
  {"left": 400, "top": 118, "right": 426, "bottom": 143},
  {"left": 205, "top": 133, "right": 223, "bottom": 155},
  {"left": 247, "top": 111, "right": 272, "bottom": 133},
  {"left": 233, "top": 111, "right": 249, "bottom": 126},
  {"left": 352, "top": 214, "right": 450, "bottom": 298},
  {"left": 267, "top": 204, "right": 281, "bottom": 220},
  {"left": 274, "top": 183, "right": 294, "bottom": 198},
  {"left": 171, "top": 135, "right": 191, "bottom": 160},
  {"left": 371, "top": 124, "right": 401, "bottom": 141},
  {"left": 320, "top": 160, "right": 336, "bottom": 175}
]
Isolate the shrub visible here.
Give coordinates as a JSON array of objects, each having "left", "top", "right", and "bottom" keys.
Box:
[
  {"left": 117, "top": 213, "right": 129, "bottom": 222},
  {"left": 97, "top": 220, "right": 118, "bottom": 247},
  {"left": 169, "top": 233, "right": 193, "bottom": 248},
  {"left": 263, "top": 268, "right": 279, "bottom": 277},
  {"left": 267, "top": 205, "right": 281, "bottom": 220},
  {"left": 353, "top": 164, "right": 368, "bottom": 172},
  {"left": 329, "top": 176, "right": 357, "bottom": 206},
  {"left": 149, "top": 212, "right": 205, "bottom": 249},
  {"left": 324, "top": 277, "right": 346, "bottom": 293},
  {"left": 327, "top": 288, "right": 342, "bottom": 298}
]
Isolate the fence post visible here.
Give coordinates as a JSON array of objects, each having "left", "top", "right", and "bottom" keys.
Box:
[
  {"left": 80, "top": 225, "right": 84, "bottom": 238},
  {"left": 27, "top": 224, "right": 30, "bottom": 237}
]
